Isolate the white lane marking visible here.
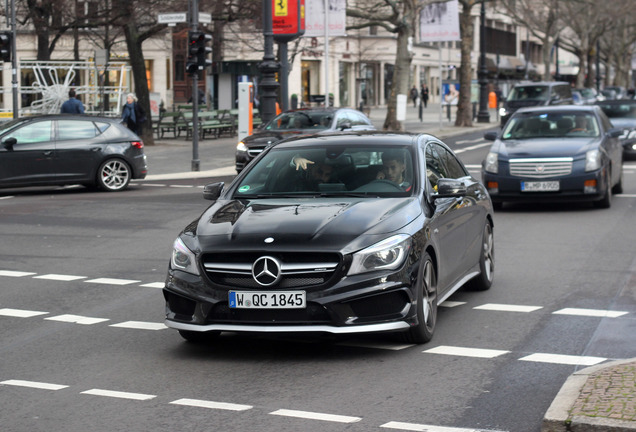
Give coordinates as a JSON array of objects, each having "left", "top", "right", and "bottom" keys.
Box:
[
  {"left": 270, "top": 408, "right": 362, "bottom": 423},
  {"left": 84, "top": 278, "right": 141, "bottom": 285},
  {"left": 33, "top": 274, "right": 86, "bottom": 281},
  {"left": 140, "top": 282, "right": 164, "bottom": 289},
  {"left": 616, "top": 194, "right": 636, "bottom": 198},
  {"left": 424, "top": 346, "right": 509, "bottom": 359},
  {"left": 553, "top": 308, "right": 629, "bottom": 318},
  {"left": 338, "top": 341, "right": 414, "bottom": 351},
  {"left": 0, "top": 196, "right": 14, "bottom": 200},
  {"left": 455, "top": 138, "right": 485, "bottom": 145},
  {"left": 519, "top": 353, "right": 606, "bottom": 366},
  {"left": 139, "top": 183, "right": 167, "bottom": 187},
  {"left": 454, "top": 143, "right": 491, "bottom": 154},
  {"left": 169, "top": 185, "right": 196, "bottom": 188},
  {"left": 0, "top": 308, "right": 48, "bottom": 318},
  {"left": 45, "top": 314, "right": 109, "bottom": 325},
  {"left": 0, "top": 270, "right": 36, "bottom": 277},
  {"left": 170, "top": 398, "right": 252, "bottom": 411},
  {"left": 474, "top": 303, "right": 543, "bottom": 313},
  {"left": 463, "top": 164, "right": 481, "bottom": 170},
  {"left": 109, "top": 321, "right": 167, "bottom": 330},
  {"left": 81, "top": 389, "right": 156, "bottom": 400},
  {"left": 440, "top": 301, "right": 466, "bottom": 308},
  {"left": 0, "top": 380, "right": 68, "bottom": 391},
  {"left": 381, "top": 421, "right": 504, "bottom": 431}
]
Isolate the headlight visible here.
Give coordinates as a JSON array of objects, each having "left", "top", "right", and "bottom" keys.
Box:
[
  {"left": 348, "top": 235, "right": 411, "bottom": 276},
  {"left": 585, "top": 149, "right": 601, "bottom": 172},
  {"left": 627, "top": 130, "right": 636, "bottom": 139},
  {"left": 237, "top": 141, "right": 248, "bottom": 152},
  {"left": 499, "top": 107, "right": 507, "bottom": 117},
  {"left": 484, "top": 152, "right": 499, "bottom": 174},
  {"left": 171, "top": 237, "right": 199, "bottom": 275}
]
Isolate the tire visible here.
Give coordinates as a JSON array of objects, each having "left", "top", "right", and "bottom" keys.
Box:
[
  {"left": 402, "top": 253, "right": 437, "bottom": 344},
  {"left": 178, "top": 330, "right": 221, "bottom": 344},
  {"left": 612, "top": 166, "right": 623, "bottom": 194},
  {"left": 468, "top": 221, "right": 495, "bottom": 291},
  {"left": 97, "top": 159, "right": 131, "bottom": 192},
  {"left": 594, "top": 169, "right": 612, "bottom": 209}
]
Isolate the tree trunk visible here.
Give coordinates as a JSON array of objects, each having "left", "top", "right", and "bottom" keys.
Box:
[{"left": 455, "top": 2, "right": 474, "bottom": 127}]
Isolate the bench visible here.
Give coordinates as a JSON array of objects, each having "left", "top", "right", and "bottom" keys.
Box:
[{"left": 155, "top": 112, "right": 187, "bottom": 139}]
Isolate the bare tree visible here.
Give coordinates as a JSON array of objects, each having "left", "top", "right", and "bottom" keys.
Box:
[
  {"left": 454, "top": 0, "right": 481, "bottom": 127},
  {"left": 347, "top": 0, "right": 442, "bottom": 131}
]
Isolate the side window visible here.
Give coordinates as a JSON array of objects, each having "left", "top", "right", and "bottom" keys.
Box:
[
  {"left": 7, "top": 121, "right": 53, "bottom": 144},
  {"left": 57, "top": 120, "right": 99, "bottom": 140},
  {"left": 425, "top": 144, "right": 448, "bottom": 189},
  {"left": 349, "top": 111, "right": 371, "bottom": 126},
  {"left": 336, "top": 113, "right": 353, "bottom": 129},
  {"left": 435, "top": 144, "right": 468, "bottom": 179}
]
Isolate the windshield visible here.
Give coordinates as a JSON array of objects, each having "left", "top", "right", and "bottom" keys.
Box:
[
  {"left": 234, "top": 145, "right": 415, "bottom": 197},
  {"left": 596, "top": 103, "right": 636, "bottom": 119},
  {"left": 502, "top": 112, "right": 600, "bottom": 139},
  {"left": 264, "top": 111, "right": 334, "bottom": 132},
  {"left": 507, "top": 85, "right": 549, "bottom": 101}
]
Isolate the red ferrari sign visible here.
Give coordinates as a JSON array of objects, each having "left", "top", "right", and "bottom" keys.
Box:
[{"left": 273, "top": 0, "right": 305, "bottom": 41}]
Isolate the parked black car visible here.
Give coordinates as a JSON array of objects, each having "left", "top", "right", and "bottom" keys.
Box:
[
  {"left": 235, "top": 108, "right": 375, "bottom": 172},
  {"left": 594, "top": 99, "right": 636, "bottom": 159},
  {"left": 0, "top": 115, "right": 147, "bottom": 191},
  {"left": 165, "top": 132, "right": 495, "bottom": 345},
  {"left": 482, "top": 105, "right": 624, "bottom": 209},
  {"left": 499, "top": 81, "right": 573, "bottom": 126}
]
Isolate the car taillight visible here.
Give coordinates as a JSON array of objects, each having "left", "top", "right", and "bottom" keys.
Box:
[{"left": 132, "top": 141, "right": 144, "bottom": 149}]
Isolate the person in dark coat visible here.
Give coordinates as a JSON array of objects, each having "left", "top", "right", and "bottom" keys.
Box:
[
  {"left": 121, "top": 93, "right": 146, "bottom": 136},
  {"left": 409, "top": 86, "right": 418, "bottom": 107},
  {"left": 420, "top": 84, "right": 429, "bottom": 108},
  {"left": 60, "top": 89, "right": 85, "bottom": 114}
]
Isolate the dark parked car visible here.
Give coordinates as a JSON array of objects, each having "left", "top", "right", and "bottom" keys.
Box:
[
  {"left": 482, "top": 105, "right": 624, "bottom": 209},
  {"left": 235, "top": 107, "right": 375, "bottom": 172},
  {"left": 499, "top": 81, "right": 573, "bottom": 126},
  {"left": 0, "top": 115, "right": 147, "bottom": 191},
  {"left": 594, "top": 99, "right": 636, "bottom": 159},
  {"left": 164, "top": 132, "right": 495, "bottom": 345}
]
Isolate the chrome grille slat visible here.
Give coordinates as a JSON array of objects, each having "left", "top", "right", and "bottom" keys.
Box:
[{"left": 509, "top": 158, "right": 573, "bottom": 178}]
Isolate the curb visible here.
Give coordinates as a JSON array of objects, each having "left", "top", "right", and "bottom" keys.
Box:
[{"left": 542, "top": 359, "right": 636, "bottom": 432}]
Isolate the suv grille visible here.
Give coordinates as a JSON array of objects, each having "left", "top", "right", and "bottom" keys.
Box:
[
  {"left": 201, "top": 252, "right": 342, "bottom": 289},
  {"left": 509, "top": 158, "right": 573, "bottom": 178}
]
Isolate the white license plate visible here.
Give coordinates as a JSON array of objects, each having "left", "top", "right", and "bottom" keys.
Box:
[
  {"left": 229, "top": 291, "right": 306, "bottom": 309},
  {"left": 521, "top": 181, "right": 560, "bottom": 192}
]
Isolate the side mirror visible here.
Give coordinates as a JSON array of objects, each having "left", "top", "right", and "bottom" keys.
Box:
[
  {"left": 203, "top": 182, "right": 224, "bottom": 201},
  {"left": 608, "top": 128, "right": 623, "bottom": 138},
  {"left": 434, "top": 178, "right": 467, "bottom": 199},
  {"left": 338, "top": 121, "right": 352, "bottom": 131},
  {"left": 2, "top": 137, "right": 17, "bottom": 150},
  {"left": 484, "top": 131, "right": 498, "bottom": 141}
]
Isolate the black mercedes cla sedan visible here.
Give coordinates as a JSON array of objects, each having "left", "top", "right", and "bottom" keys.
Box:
[
  {"left": 164, "top": 132, "right": 495, "bottom": 344},
  {"left": 0, "top": 115, "right": 147, "bottom": 192}
]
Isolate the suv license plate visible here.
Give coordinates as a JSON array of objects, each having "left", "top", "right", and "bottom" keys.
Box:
[
  {"left": 229, "top": 291, "right": 306, "bottom": 309},
  {"left": 521, "top": 181, "right": 559, "bottom": 192}
]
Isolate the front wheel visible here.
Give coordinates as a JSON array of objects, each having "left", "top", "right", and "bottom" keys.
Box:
[
  {"left": 402, "top": 253, "right": 437, "bottom": 344},
  {"left": 469, "top": 221, "right": 495, "bottom": 291},
  {"left": 593, "top": 169, "right": 612, "bottom": 209},
  {"left": 97, "top": 159, "right": 131, "bottom": 192}
]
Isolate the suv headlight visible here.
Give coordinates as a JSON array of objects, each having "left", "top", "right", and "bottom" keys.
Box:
[
  {"left": 348, "top": 235, "right": 411, "bottom": 276},
  {"left": 499, "top": 107, "right": 507, "bottom": 117},
  {"left": 484, "top": 152, "right": 499, "bottom": 174},
  {"left": 237, "top": 141, "right": 248, "bottom": 152},
  {"left": 585, "top": 149, "right": 601, "bottom": 172},
  {"left": 171, "top": 237, "right": 199, "bottom": 275}
]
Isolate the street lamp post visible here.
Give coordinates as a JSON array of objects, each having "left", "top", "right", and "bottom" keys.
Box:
[
  {"left": 259, "top": 0, "right": 280, "bottom": 124},
  {"left": 477, "top": 1, "right": 490, "bottom": 123}
]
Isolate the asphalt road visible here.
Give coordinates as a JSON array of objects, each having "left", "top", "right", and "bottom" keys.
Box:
[{"left": 1, "top": 130, "right": 635, "bottom": 432}]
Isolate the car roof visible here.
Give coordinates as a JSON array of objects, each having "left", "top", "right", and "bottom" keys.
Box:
[
  {"left": 272, "top": 131, "right": 431, "bottom": 149},
  {"left": 514, "top": 105, "right": 601, "bottom": 115},
  {"left": 13, "top": 114, "right": 121, "bottom": 123},
  {"left": 512, "top": 81, "right": 570, "bottom": 87}
]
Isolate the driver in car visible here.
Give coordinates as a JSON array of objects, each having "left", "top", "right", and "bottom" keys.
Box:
[{"left": 376, "top": 150, "right": 411, "bottom": 191}]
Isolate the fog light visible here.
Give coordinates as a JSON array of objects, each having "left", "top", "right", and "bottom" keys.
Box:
[
  {"left": 584, "top": 179, "right": 597, "bottom": 194},
  {"left": 487, "top": 181, "right": 499, "bottom": 194}
]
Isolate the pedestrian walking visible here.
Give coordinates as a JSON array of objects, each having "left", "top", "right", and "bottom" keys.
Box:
[
  {"left": 121, "top": 93, "right": 146, "bottom": 136},
  {"left": 409, "top": 86, "right": 418, "bottom": 108},
  {"left": 420, "top": 84, "right": 429, "bottom": 108},
  {"left": 60, "top": 89, "right": 85, "bottom": 114}
]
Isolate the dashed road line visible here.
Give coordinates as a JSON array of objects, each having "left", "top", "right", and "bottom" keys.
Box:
[
  {"left": 0, "top": 380, "right": 68, "bottom": 391},
  {"left": 270, "top": 408, "right": 362, "bottom": 423},
  {"left": 381, "top": 421, "right": 505, "bottom": 431},
  {"left": 140, "top": 282, "right": 165, "bottom": 288},
  {"left": 424, "top": 346, "right": 510, "bottom": 359},
  {"left": 45, "top": 314, "right": 109, "bottom": 325},
  {"left": 0, "top": 270, "right": 36, "bottom": 277},
  {"left": 519, "top": 353, "right": 606, "bottom": 366},
  {"left": 170, "top": 398, "right": 253, "bottom": 411},
  {"left": 34, "top": 274, "right": 87, "bottom": 281},
  {"left": 474, "top": 303, "right": 543, "bottom": 313},
  {"left": 84, "top": 277, "right": 142, "bottom": 285},
  {"left": 440, "top": 301, "right": 466, "bottom": 308},
  {"left": 80, "top": 388, "right": 156, "bottom": 401},
  {"left": 553, "top": 308, "right": 629, "bottom": 318},
  {"left": 453, "top": 143, "right": 491, "bottom": 154},
  {"left": 0, "top": 308, "right": 48, "bottom": 318},
  {"left": 109, "top": 321, "right": 167, "bottom": 330}
]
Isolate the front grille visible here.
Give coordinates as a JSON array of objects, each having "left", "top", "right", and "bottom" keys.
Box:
[
  {"left": 247, "top": 146, "right": 265, "bottom": 158},
  {"left": 208, "top": 302, "right": 331, "bottom": 324},
  {"left": 509, "top": 158, "right": 573, "bottom": 178},
  {"left": 201, "top": 252, "right": 341, "bottom": 289}
]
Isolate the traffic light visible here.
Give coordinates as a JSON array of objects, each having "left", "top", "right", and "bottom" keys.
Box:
[
  {"left": 0, "top": 31, "right": 12, "bottom": 63},
  {"left": 186, "top": 31, "right": 212, "bottom": 75}
]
